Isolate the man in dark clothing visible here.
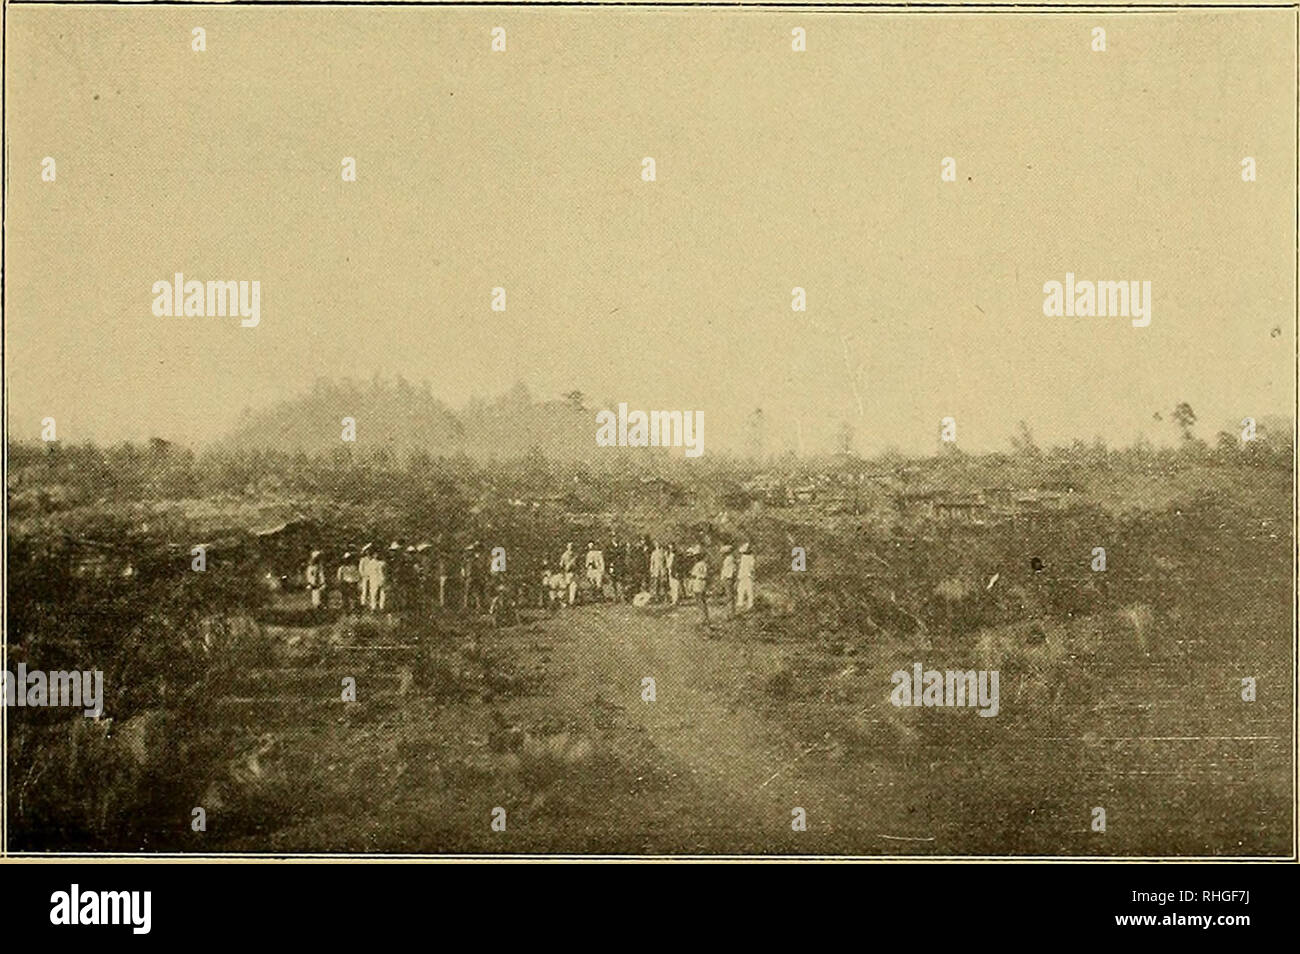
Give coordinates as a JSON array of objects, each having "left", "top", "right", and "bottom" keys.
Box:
[
  {"left": 461, "top": 544, "right": 481, "bottom": 613},
  {"left": 606, "top": 536, "right": 623, "bottom": 601}
]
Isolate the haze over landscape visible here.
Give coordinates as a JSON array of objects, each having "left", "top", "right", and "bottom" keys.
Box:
[{"left": 4, "top": 9, "right": 1295, "bottom": 455}]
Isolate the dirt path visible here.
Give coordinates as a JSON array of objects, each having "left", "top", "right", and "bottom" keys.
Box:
[
  {"left": 230, "top": 591, "right": 1291, "bottom": 856},
  {"left": 230, "top": 597, "right": 926, "bottom": 853},
  {"left": 531, "top": 600, "right": 891, "bottom": 852}
]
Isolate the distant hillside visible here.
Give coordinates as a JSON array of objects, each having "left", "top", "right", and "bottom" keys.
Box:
[{"left": 216, "top": 378, "right": 599, "bottom": 460}]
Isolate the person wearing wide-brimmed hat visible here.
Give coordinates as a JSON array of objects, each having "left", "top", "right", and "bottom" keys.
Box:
[
  {"left": 394, "top": 543, "right": 418, "bottom": 612},
  {"left": 337, "top": 550, "right": 361, "bottom": 613}
]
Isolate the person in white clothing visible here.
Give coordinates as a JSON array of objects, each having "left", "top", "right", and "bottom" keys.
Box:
[
  {"left": 306, "top": 551, "right": 327, "bottom": 609},
  {"left": 719, "top": 544, "right": 737, "bottom": 618},
  {"left": 358, "top": 544, "right": 374, "bottom": 610},
  {"left": 736, "top": 542, "right": 756, "bottom": 612},
  {"left": 585, "top": 541, "right": 606, "bottom": 599}
]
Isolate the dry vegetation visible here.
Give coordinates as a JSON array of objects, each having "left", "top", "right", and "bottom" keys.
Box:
[{"left": 5, "top": 430, "right": 1293, "bottom": 855}]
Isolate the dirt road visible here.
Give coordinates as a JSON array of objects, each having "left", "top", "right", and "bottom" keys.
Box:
[
  {"left": 524, "top": 600, "right": 912, "bottom": 854},
  {"left": 226, "top": 581, "right": 1290, "bottom": 856}
]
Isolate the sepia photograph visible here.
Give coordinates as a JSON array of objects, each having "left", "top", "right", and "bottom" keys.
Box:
[{"left": 1, "top": 0, "right": 1296, "bottom": 874}]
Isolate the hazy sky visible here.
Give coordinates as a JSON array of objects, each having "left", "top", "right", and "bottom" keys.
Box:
[{"left": 5, "top": 8, "right": 1296, "bottom": 455}]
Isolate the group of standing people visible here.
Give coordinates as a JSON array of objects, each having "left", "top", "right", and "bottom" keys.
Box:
[
  {"left": 305, "top": 541, "right": 484, "bottom": 616},
  {"left": 305, "top": 542, "right": 418, "bottom": 613},
  {"left": 539, "top": 537, "right": 757, "bottom": 622},
  {"left": 304, "top": 534, "right": 757, "bottom": 626},
  {"left": 680, "top": 541, "right": 756, "bottom": 623}
]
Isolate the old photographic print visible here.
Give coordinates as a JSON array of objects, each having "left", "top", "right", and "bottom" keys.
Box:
[{"left": 2, "top": 0, "right": 1296, "bottom": 864}]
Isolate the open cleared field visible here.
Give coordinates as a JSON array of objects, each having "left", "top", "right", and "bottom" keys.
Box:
[{"left": 5, "top": 447, "right": 1293, "bottom": 855}]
